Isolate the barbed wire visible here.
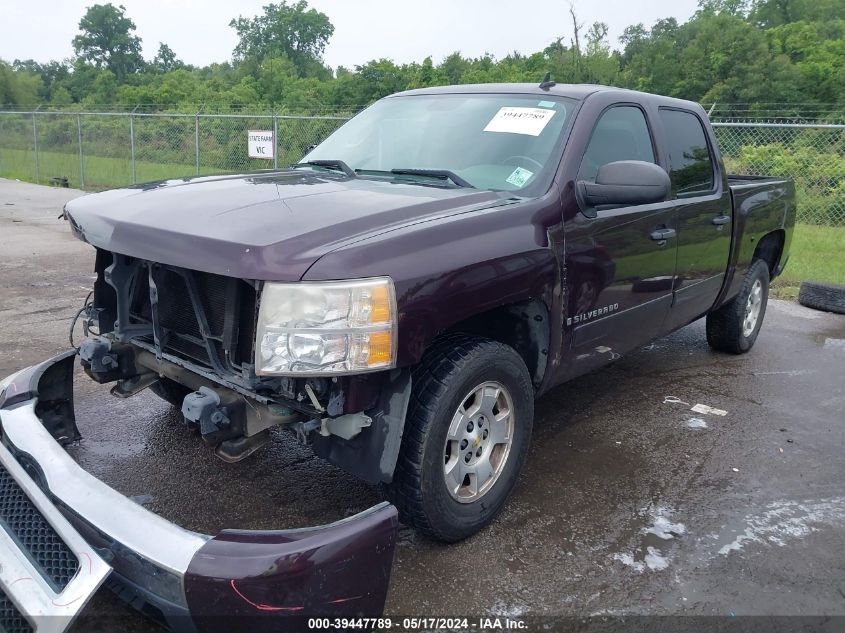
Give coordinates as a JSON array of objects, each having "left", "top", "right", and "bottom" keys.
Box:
[
  {"left": 0, "top": 103, "right": 371, "bottom": 115},
  {"left": 3, "top": 102, "right": 845, "bottom": 122}
]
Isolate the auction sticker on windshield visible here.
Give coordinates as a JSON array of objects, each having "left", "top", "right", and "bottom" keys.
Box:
[
  {"left": 506, "top": 166, "right": 534, "bottom": 187},
  {"left": 484, "top": 106, "right": 557, "bottom": 136}
]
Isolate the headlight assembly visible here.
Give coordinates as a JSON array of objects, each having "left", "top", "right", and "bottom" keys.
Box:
[{"left": 255, "top": 277, "right": 397, "bottom": 376}]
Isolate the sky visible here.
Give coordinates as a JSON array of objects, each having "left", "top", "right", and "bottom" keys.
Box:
[{"left": 1, "top": 0, "right": 701, "bottom": 69}]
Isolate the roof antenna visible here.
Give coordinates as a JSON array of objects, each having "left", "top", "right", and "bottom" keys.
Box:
[{"left": 539, "top": 72, "right": 556, "bottom": 90}]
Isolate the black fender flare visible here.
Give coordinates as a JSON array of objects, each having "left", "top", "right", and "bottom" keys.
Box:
[{"left": 311, "top": 368, "right": 412, "bottom": 485}]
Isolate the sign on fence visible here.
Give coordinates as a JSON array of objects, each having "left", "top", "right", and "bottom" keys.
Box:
[{"left": 247, "top": 130, "right": 275, "bottom": 159}]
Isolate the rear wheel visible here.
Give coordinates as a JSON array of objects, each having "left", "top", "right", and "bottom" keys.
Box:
[
  {"left": 707, "top": 259, "right": 770, "bottom": 354},
  {"left": 149, "top": 377, "right": 192, "bottom": 408},
  {"left": 385, "top": 335, "right": 533, "bottom": 542}
]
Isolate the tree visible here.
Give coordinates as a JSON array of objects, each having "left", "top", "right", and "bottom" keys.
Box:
[
  {"left": 568, "top": 4, "right": 584, "bottom": 79},
  {"left": 697, "top": 0, "right": 749, "bottom": 16},
  {"left": 82, "top": 69, "right": 118, "bottom": 106},
  {"left": 618, "top": 18, "right": 683, "bottom": 96},
  {"left": 352, "top": 59, "right": 409, "bottom": 103},
  {"left": 151, "top": 43, "right": 183, "bottom": 73},
  {"left": 750, "top": 0, "right": 845, "bottom": 28},
  {"left": 72, "top": 3, "right": 144, "bottom": 82},
  {"left": 256, "top": 56, "right": 300, "bottom": 104},
  {"left": 229, "top": 1, "right": 334, "bottom": 76},
  {"left": 12, "top": 59, "right": 70, "bottom": 101},
  {"left": 582, "top": 23, "right": 620, "bottom": 84},
  {"left": 0, "top": 60, "right": 41, "bottom": 106}
]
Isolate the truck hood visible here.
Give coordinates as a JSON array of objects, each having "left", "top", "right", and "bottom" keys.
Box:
[{"left": 64, "top": 170, "right": 503, "bottom": 280}]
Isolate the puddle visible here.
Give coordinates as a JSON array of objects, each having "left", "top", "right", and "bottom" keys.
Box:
[
  {"left": 753, "top": 369, "right": 815, "bottom": 377},
  {"left": 711, "top": 497, "right": 845, "bottom": 556},
  {"left": 685, "top": 417, "right": 708, "bottom": 429},
  {"left": 489, "top": 599, "right": 527, "bottom": 617},
  {"left": 822, "top": 338, "right": 845, "bottom": 351},
  {"left": 613, "top": 506, "right": 685, "bottom": 573}
]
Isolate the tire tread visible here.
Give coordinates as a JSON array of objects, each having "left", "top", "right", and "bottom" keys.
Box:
[
  {"left": 706, "top": 259, "right": 770, "bottom": 354},
  {"left": 385, "top": 333, "right": 528, "bottom": 541},
  {"left": 798, "top": 281, "right": 845, "bottom": 315}
]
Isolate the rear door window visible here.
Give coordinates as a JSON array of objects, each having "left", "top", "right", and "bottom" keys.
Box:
[
  {"left": 659, "top": 109, "right": 715, "bottom": 196},
  {"left": 578, "top": 106, "right": 655, "bottom": 182}
]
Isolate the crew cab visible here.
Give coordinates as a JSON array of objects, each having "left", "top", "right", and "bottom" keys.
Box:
[{"left": 0, "top": 83, "right": 795, "bottom": 631}]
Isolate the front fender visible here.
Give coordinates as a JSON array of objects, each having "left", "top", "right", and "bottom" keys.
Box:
[{"left": 303, "top": 197, "right": 560, "bottom": 368}]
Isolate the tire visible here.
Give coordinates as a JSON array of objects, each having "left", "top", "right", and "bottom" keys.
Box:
[
  {"left": 149, "top": 377, "right": 192, "bottom": 408},
  {"left": 385, "top": 334, "right": 534, "bottom": 542},
  {"left": 706, "top": 259, "right": 770, "bottom": 354},
  {"left": 798, "top": 281, "right": 845, "bottom": 315}
]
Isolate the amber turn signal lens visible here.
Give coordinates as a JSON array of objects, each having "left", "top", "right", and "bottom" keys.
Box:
[
  {"left": 370, "top": 284, "right": 392, "bottom": 324},
  {"left": 367, "top": 331, "right": 393, "bottom": 367}
]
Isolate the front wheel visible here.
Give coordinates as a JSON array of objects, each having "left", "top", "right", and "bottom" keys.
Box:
[
  {"left": 385, "top": 335, "right": 534, "bottom": 542},
  {"left": 706, "top": 259, "right": 770, "bottom": 354}
]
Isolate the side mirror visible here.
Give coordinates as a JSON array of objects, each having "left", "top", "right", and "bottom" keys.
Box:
[{"left": 577, "top": 160, "right": 671, "bottom": 217}]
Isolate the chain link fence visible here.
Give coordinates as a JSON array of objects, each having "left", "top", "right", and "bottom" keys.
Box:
[
  {"left": 713, "top": 122, "right": 845, "bottom": 226},
  {"left": 0, "top": 110, "right": 350, "bottom": 191},
  {"left": 1, "top": 111, "right": 844, "bottom": 225}
]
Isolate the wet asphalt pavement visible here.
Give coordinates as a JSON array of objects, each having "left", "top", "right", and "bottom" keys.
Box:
[{"left": 1, "top": 178, "right": 844, "bottom": 630}]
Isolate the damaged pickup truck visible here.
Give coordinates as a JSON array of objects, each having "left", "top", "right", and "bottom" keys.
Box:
[{"left": 1, "top": 83, "right": 795, "bottom": 631}]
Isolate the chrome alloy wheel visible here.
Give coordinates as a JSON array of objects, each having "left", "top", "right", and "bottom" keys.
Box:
[
  {"left": 743, "top": 279, "right": 764, "bottom": 337},
  {"left": 443, "top": 381, "right": 515, "bottom": 503}
]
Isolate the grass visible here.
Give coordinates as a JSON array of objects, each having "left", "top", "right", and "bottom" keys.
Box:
[
  {"left": 771, "top": 224, "right": 845, "bottom": 299},
  {"left": 2, "top": 147, "right": 843, "bottom": 300},
  {"left": 0, "top": 147, "right": 225, "bottom": 190}
]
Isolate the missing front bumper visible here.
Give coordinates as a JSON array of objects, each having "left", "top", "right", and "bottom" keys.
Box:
[{"left": 0, "top": 352, "right": 398, "bottom": 632}]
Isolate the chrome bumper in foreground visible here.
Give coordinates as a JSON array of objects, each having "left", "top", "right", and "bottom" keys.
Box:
[{"left": 0, "top": 352, "right": 398, "bottom": 633}]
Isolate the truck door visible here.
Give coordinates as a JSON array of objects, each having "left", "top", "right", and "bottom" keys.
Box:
[
  {"left": 657, "top": 108, "right": 733, "bottom": 332},
  {"left": 563, "top": 104, "right": 677, "bottom": 367}
]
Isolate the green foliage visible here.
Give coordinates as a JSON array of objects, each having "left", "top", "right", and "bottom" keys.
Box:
[
  {"left": 11, "top": 60, "right": 70, "bottom": 102},
  {"left": 770, "top": 224, "right": 845, "bottom": 298},
  {"left": 0, "top": 61, "right": 41, "bottom": 106},
  {"left": 750, "top": 0, "right": 845, "bottom": 28},
  {"left": 150, "top": 43, "right": 184, "bottom": 74},
  {"left": 4, "top": 0, "right": 845, "bottom": 229},
  {"left": 722, "top": 139, "right": 845, "bottom": 224},
  {"left": 72, "top": 3, "right": 144, "bottom": 82},
  {"left": 229, "top": 1, "right": 334, "bottom": 76},
  {"left": 2, "top": 0, "right": 843, "bottom": 113}
]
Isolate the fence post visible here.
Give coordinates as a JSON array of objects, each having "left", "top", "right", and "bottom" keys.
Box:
[
  {"left": 76, "top": 114, "right": 85, "bottom": 188},
  {"left": 273, "top": 114, "right": 278, "bottom": 169},
  {"left": 129, "top": 112, "right": 137, "bottom": 184},
  {"left": 195, "top": 112, "right": 200, "bottom": 176},
  {"left": 31, "top": 107, "right": 40, "bottom": 183}
]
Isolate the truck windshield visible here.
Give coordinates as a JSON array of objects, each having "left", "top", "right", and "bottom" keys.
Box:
[{"left": 303, "top": 93, "right": 576, "bottom": 192}]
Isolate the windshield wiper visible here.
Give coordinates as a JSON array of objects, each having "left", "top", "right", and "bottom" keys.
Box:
[
  {"left": 390, "top": 168, "right": 474, "bottom": 188},
  {"left": 293, "top": 159, "right": 357, "bottom": 178}
]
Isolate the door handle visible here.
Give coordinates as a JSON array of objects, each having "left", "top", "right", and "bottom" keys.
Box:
[
  {"left": 650, "top": 228, "right": 676, "bottom": 241},
  {"left": 712, "top": 215, "right": 731, "bottom": 226}
]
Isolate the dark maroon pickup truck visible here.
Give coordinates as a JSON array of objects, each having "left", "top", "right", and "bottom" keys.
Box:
[{"left": 0, "top": 83, "right": 795, "bottom": 631}]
